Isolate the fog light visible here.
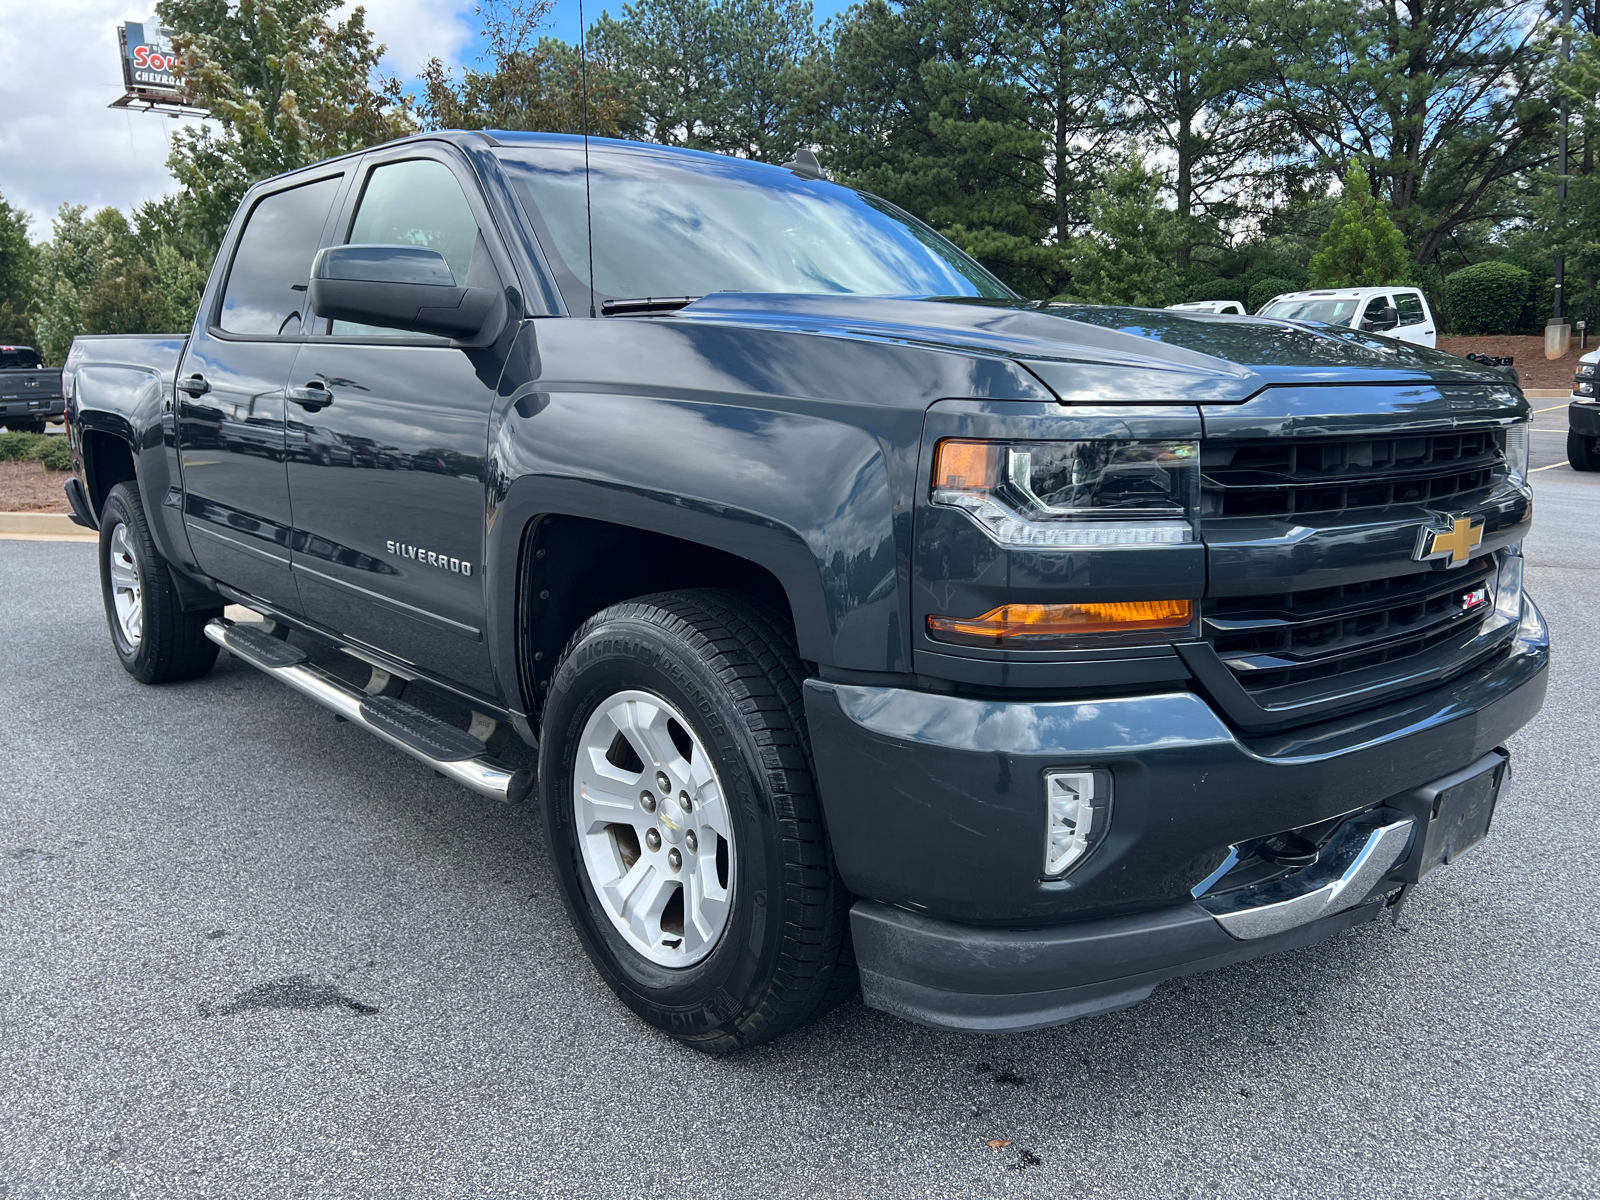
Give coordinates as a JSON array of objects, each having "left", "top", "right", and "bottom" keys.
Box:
[{"left": 1044, "top": 769, "right": 1112, "bottom": 877}]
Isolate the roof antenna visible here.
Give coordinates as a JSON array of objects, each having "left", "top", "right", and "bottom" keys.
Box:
[{"left": 578, "top": 0, "right": 596, "bottom": 318}]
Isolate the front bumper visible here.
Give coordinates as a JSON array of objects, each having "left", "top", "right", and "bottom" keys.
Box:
[
  {"left": 808, "top": 597, "right": 1549, "bottom": 1032},
  {"left": 1572, "top": 401, "right": 1600, "bottom": 438}
]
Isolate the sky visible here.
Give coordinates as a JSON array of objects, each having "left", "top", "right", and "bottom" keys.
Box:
[{"left": 0, "top": 0, "right": 853, "bottom": 243}]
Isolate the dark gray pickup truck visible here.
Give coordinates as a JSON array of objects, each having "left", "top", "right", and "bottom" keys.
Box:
[
  {"left": 1, "top": 345, "right": 64, "bottom": 432},
  {"left": 63, "top": 131, "right": 1548, "bottom": 1053}
]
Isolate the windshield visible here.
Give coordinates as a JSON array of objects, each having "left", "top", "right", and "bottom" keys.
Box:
[
  {"left": 499, "top": 143, "right": 1013, "bottom": 311},
  {"left": 1257, "top": 298, "right": 1360, "bottom": 325}
]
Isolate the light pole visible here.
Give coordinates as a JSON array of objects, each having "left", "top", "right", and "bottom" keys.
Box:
[{"left": 1550, "top": 0, "right": 1575, "bottom": 359}]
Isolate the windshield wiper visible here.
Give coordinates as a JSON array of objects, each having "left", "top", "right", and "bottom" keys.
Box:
[{"left": 599, "top": 296, "right": 699, "bottom": 316}]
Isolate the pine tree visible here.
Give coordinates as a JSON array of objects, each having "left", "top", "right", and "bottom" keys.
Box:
[{"left": 1308, "top": 162, "right": 1409, "bottom": 287}]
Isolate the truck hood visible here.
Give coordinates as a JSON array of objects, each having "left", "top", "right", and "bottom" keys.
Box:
[{"left": 672, "top": 294, "right": 1511, "bottom": 404}]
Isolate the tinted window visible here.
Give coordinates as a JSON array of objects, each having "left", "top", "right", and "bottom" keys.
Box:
[
  {"left": 501, "top": 144, "right": 1012, "bottom": 308},
  {"left": 1395, "top": 293, "right": 1426, "bottom": 325},
  {"left": 219, "top": 177, "right": 340, "bottom": 336},
  {"left": 333, "top": 158, "right": 483, "bottom": 336},
  {"left": 1360, "top": 296, "right": 1393, "bottom": 323},
  {"left": 1, "top": 347, "right": 42, "bottom": 369}
]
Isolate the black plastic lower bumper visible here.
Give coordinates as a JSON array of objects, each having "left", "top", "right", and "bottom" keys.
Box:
[
  {"left": 852, "top": 894, "right": 1385, "bottom": 1033},
  {"left": 1571, "top": 401, "right": 1600, "bottom": 438}
]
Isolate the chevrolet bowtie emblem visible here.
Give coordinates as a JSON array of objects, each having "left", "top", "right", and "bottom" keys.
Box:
[{"left": 1416, "top": 515, "right": 1484, "bottom": 566}]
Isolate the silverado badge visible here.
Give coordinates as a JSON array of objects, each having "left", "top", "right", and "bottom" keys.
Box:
[{"left": 1416, "top": 515, "right": 1484, "bottom": 567}]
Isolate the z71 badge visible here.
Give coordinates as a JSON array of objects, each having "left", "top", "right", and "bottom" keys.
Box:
[{"left": 386, "top": 540, "right": 473, "bottom": 576}]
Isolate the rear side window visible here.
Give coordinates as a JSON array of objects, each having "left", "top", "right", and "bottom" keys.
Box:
[
  {"left": 332, "top": 158, "right": 484, "bottom": 336},
  {"left": 218, "top": 176, "right": 341, "bottom": 336},
  {"left": 1395, "top": 293, "right": 1426, "bottom": 325}
]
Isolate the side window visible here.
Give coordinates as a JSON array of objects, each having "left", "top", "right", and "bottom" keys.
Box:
[
  {"left": 1395, "top": 293, "right": 1426, "bottom": 326},
  {"left": 1360, "top": 295, "right": 1393, "bottom": 326},
  {"left": 333, "top": 158, "right": 486, "bottom": 337},
  {"left": 218, "top": 177, "right": 341, "bottom": 336}
]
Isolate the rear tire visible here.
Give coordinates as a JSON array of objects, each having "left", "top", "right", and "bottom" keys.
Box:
[
  {"left": 1569, "top": 429, "right": 1600, "bottom": 471},
  {"left": 98, "top": 481, "right": 222, "bottom": 684},
  {"left": 538, "top": 589, "right": 855, "bottom": 1054}
]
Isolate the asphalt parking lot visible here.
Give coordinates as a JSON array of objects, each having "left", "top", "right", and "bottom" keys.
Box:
[{"left": 2, "top": 465, "right": 1597, "bottom": 1200}]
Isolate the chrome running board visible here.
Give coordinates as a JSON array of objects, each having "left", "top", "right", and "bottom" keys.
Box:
[
  {"left": 1200, "top": 818, "right": 1415, "bottom": 940},
  {"left": 204, "top": 618, "right": 533, "bottom": 804}
]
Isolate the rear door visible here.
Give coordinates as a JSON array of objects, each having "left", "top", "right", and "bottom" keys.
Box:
[
  {"left": 283, "top": 147, "right": 512, "bottom": 694},
  {"left": 1392, "top": 290, "right": 1437, "bottom": 347},
  {"left": 177, "top": 171, "right": 345, "bottom": 610}
]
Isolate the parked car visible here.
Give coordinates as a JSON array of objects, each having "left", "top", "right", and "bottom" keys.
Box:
[
  {"left": 62, "top": 132, "right": 1546, "bottom": 1054},
  {"left": 1568, "top": 348, "right": 1599, "bottom": 470},
  {"left": 1, "top": 345, "right": 64, "bottom": 433},
  {"left": 1256, "top": 286, "right": 1439, "bottom": 347},
  {"left": 1165, "top": 299, "right": 1245, "bottom": 315}
]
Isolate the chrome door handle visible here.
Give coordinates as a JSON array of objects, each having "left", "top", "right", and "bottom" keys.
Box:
[
  {"left": 287, "top": 384, "right": 333, "bottom": 412},
  {"left": 175, "top": 374, "right": 210, "bottom": 396}
]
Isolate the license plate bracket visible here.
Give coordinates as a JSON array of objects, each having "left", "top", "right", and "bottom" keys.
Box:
[{"left": 1387, "top": 749, "right": 1509, "bottom": 884}]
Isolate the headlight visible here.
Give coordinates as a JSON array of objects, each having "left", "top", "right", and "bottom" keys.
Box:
[
  {"left": 931, "top": 438, "right": 1200, "bottom": 547},
  {"left": 1503, "top": 421, "right": 1529, "bottom": 484},
  {"left": 1576, "top": 363, "right": 1596, "bottom": 378}
]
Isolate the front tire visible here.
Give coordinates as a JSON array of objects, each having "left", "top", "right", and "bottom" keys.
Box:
[
  {"left": 1570, "top": 429, "right": 1600, "bottom": 471},
  {"left": 98, "top": 481, "right": 221, "bottom": 684},
  {"left": 539, "top": 590, "right": 854, "bottom": 1054}
]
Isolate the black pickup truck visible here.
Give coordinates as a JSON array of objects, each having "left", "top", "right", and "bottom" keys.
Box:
[
  {"left": 64, "top": 132, "right": 1548, "bottom": 1053},
  {"left": 1, "top": 345, "right": 64, "bottom": 432}
]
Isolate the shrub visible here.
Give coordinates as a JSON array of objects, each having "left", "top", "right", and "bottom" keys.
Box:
[
  {"left": 0, "top": 431, "right": 72, "bottom": 470},
  {"left": 1188, "top": 276, "right": 1247, "bottom": 304},
  {"left": 1445, "top": 262, "right": 1531, "bottom": 335},
  {"left": 1249, "top": 276, "right": 1301, "bottom": 313}
]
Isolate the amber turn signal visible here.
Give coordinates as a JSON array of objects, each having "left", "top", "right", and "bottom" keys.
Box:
[
  {"left": 927, "top": 600, "right": 1194, "bottom": 647},
  {"left": 933, "top": 439, "right": 1000, "bottom": 491}
]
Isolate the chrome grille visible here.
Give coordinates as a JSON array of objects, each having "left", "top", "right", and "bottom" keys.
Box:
[
  {"left": 1204, "top": 557, "right": 1496, "bottom": 692},
  {"left": 1201, "top": 428, "right": 1503, "bottom": 519}
]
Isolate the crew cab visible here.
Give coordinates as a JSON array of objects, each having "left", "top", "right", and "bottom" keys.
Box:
[
  {"left": 63, "top": 132, "right": 1547, "bottom": 1053},
  {"left": 1256, "top": 286, "right": 1439, "bottom": 347},
  {"left": 1, "top": 345, "right": 64, "bottom": 433}
]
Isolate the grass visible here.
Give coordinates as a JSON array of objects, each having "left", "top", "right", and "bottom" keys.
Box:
[{"left": 0, "top": 432, "right": 72, "bottom": 472}]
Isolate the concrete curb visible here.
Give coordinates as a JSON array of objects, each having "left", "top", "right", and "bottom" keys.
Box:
[
  {"left": 1524, "top": 390, "right": 1572, "bottom": 399},
  {"left": 0, "top": 512, "right": 95, "bottom": 541}
]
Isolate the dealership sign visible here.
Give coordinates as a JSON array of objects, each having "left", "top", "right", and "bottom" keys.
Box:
[{"left": 111, "top": 18, "right": 203, "bottom": 113}]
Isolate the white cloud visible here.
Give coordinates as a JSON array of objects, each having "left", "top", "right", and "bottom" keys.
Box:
[{"left": 0, "top": 0, "right": 475, "bottom": 242}]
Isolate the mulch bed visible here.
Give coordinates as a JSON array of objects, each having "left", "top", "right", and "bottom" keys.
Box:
[
  {"left": 1438, "top": 335, "right": 1586, "bottom": 391},
  {"left": 0, "top": 461, "right": 72, "bottom": 513}
]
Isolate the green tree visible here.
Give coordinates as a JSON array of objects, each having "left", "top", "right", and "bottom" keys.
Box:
[
  {"left": 1251, "top": 0, "right": 1553, "bottom": 268},
  {"left": 418, "top": 1, "right": 638, "bottom": 137},
  {"left": 158, "top": 0, "right": 415, "bottom": 255},
  {"left": 0, "top": 192, "right": 38, "bottom": 345},
  {"left": 1308, "top": 162, "right": 1409, "bottom": 286},
  {"left": 1057, "top": 156, "right": 1185, "bottom": 305}
]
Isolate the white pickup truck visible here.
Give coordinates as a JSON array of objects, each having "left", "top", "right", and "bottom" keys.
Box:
[{"left": 1257, "top": 286, "right": 1439, "bottom": 347}]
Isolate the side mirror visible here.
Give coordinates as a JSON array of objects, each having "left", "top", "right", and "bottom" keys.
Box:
[{"left": 308, "top": 245, "right": 502, "bottom": 343}]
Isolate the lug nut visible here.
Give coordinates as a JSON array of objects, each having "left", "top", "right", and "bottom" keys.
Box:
[
  {"left": 667, "top": 848, "right": 682, "bottom": 872},
  {"left": 645, "top": 829, "right": 661, "bottom": 852},
  {"left": 656, "top": 771, "right": 671, "bottom": 794},
  {"left": 680, "top": 790, "right": 692, "bottom": 812},
  {"left": 685, "top": 830, "right": 698, "bottom": 853},
  {"left": 640, "top": 791, "right": 656, "bottom": 812}
]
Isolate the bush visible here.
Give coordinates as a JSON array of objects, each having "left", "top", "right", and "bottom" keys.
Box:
[
  {"left": 0, "top": 431, "right": 72, "bottom": 470},
  {"left": 1445, "top": 262, "right": 1531, "bottom": 335},
  {"left": 1188, "top": 276, "right": 1247, "bottom": 304},
  {"left": 1249, "top": 276, "right": 1301, "bottom": 313}
]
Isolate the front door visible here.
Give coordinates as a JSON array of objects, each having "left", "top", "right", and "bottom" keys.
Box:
[
  {"left": 284, "top": 151, "right": 508, "bottom": 694},
  {"left": 177, "top": 172, "right": 344, "bottom": 611}
]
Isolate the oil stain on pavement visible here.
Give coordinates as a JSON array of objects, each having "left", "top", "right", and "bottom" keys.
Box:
[{"left": 200, "top": 974, "right": 380, "bottom": 1017}]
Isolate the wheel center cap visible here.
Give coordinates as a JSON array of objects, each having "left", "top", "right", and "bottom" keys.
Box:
[{"left": 657, "top": 792, "right": 687, "bottom": 844}]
